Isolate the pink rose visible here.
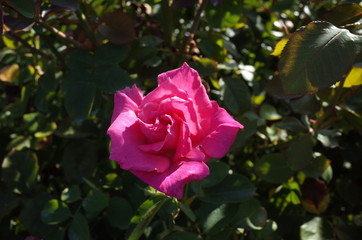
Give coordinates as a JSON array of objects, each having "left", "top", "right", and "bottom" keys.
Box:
[{"left": 107, "top": 63, "right": 243, "bottom": 199}]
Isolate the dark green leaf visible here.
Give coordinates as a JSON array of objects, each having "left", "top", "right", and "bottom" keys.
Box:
[
  {"left": 322, "top": 3, "right": 362, "bottom": 26},
  {"left": 285, "top": 135, "right": 314, "bottom": 171},
  {"left": 61, "top": 139, "right": 97, "bottom": 183},
  {"left": 49, "top": 0, "right": 78, "bottom": 11},
  {"left": 1, "top": 150, "right": 38, "bottom": 192},
  {"left": 41, "top": 199, "right": 72, "bottom": 225},
  {"left": 246, "top": 206, "right": 267, "bottom": 230},
  {"left": 128, "top": 198, "right": 168, "bottom": 240},
  {"left": 197, "top": 174, "right": 256, "bottom": 203},
  {"left": 94, "top": 65, "right": 132, "bottom": 93},
  {"left": 279, "top": 21, "right": 362, "bottom": 95},
  {"left": 82, "top": 190, "right": 108, "bottom": 213},
  {"left": 68, "top": 213, "right": 90, "bottom": 240},
  {"left": 0, "top": 192, "right": 19, "bottom": 221},
  {"left": 255, "top": 153, "right": 293, "bottom": 183},
  {"left": 303, "top": 155, "right": 330, "bottom": 178},
  {"left": 107, "top": 197, "right": 133, "bottom": 230},
  {"left": 273, "top": 117, "right": 308, "bottom": 133},
  {"left": 63, "top": 81, "right": 96, "bottom": 120},
  {"left": 66, "top": 50, "right": 94, "bottom": 70},
  {"left": 19, "top": 192, "right": 57, "bottom": 237},
  {"left": 179, "top": 202, "right": 197, "bottom": 222},
  {"left": 163, "top": 232, "right": 201, "bottom": 240},
  {"left": 223, "top": 78, "right": 251, "bottom": 115},
  {"left": 290, "top": 95, "right": 321, "bottom": 114},
  {"left": 38, "top": 70, "right": 57, "bottom": 92},
  {"left": 203, "top": 203, "right": 239, "bottom": 234},
  {"left": 61, "top": 185, "right": 81, "bottom": 203},
  {"left": 5, "top": 0, "right": 35, "bottom": 18},
  {"left": 201, "top": 161, "right": 230, "bottom": 188},
  {"left": 95, "top": 44, "right": 128, "bottom": 65}
]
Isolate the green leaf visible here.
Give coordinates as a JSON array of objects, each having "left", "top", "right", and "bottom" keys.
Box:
[
  {"left": 38, "top": 70, "right": 57, "bottom": 92},
  {"left": 95, "top": 44, "right": 128, "bottom": 65},
  {"left": 19, "top": 192, "right": 57, "bottom": 237},
  {"left": 254, "top": 153, "right": 293, "bottom": 183},
  {"left": 61, "top": 185, "right": 81, "bottom": 203},
  {"left": 203, "top": 203, "right": 239, "bottom": 234},
  {"left": 41, "top": 199, "right": 72, "bottom": 225},
  {"left": 94, "top": 65, "right": 132, "bottom": 93},
  {"left": 278, "top": 21, "right": 362, "bottom": 95},
  {"left": 179, "top": 202, "right": 197, "bottom": 222},
  {"left": 223, "top": 78, "right": 251, "bottom": 115},
  {"left": 303, "top": 155, "right": 331, "bottom": 178},
  {"left": 322, "top": 3, "right": 362, "bottom": 26},
  {"left": 49, "top": 0, "right": 78, "bottom": 11},
  {"left": 188, "top": 58, "right": 218, "bottom": 78},
  {"left": 197, "top": 174, "right": 256, "bottom": 203},
  {"left": 66, "top": 50, "right": 94, "bottom": 70},
  {"left": 290, "top": 95, "right": 321, "bottom": 114},
  {"left": 201, "top": 161, "right": 230, "bottom": 188},
  {"left": 63, "top": 81, "right": 96, "bottom": 120},
  {"left": 285, "top": 135, "right": 314, "bottom": 171},
  {"left": 128, "top": 198, "right": 168, "bottom": 240},
  {"left": 68, "top": 213, "right": 90, "bottom": 240},
  {"left": 82, "top": 190, "right": 108, "bottom": 213},
  {"left": 0, "top": 192, "right": 19, "bottom": 221},
  {"left": 5, "top": 0, "right": 35, "bottom": 18},
  {"left": 246, "top": 206, "right": 267, "bottom": 230},
  {"left": 205, "top": 0, "right": 243, "bottom": 29},
  {"left": 273, "top": 117, "right": 308, "bottom": 133},
  {"left": 61, "top": 140, "right": 97, "bottom": 183},
  {"left": 107, "top": 197, "right": 133, "bottom": 230},
  {"left": 260, "top": 104, "right": 282, "bottom": 121},
  {"left": 1, "top": 150, "right": 38, "bottom": 192},
  {"left": 300, "top": 217, "right": 334, "bottom": 240},
  {"left": 163, "top": 232, "right": 201, "bottom": 240}
]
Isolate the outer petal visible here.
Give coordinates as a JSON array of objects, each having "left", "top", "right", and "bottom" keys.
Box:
[
  {"left": 200, "top": 102, "right": 243, "bottom": 158},
  {"left": 108, "top": 112, "right": 170, "bottom": 173},
  {"left": 111, "top": 85, "right": 143, "bottom": 123},
  {"left": 131, "top": 160, "right": 209, "bottom": 199}
]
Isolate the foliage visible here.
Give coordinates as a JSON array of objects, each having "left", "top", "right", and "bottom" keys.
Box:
[{"left": 1, "top": 0, "right": 362, "bottom": 239}]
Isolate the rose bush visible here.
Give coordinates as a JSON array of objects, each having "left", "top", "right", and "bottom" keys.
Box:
[{"left": 108, "top": 63, "right": 243, "bottom": 198}]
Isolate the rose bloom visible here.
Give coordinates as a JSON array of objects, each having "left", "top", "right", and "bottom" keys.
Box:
[{"left": 108, "top": 63, "right": 243, "bottom": 199}]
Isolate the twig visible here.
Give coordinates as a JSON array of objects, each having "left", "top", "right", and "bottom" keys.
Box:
[
  {"left": 5, "top": 31, "right": 53, "bottom": 60},
  {"left": 35, "top": 18, "right": 88, "bottom": 49},
  {"left": 177, "top": 0, "right": 208, "bottom": 63}
]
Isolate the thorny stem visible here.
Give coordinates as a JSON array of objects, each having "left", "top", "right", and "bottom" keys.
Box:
[
  {"left": 5, "top": 31, "right": 53, "bottom": 60},
  {"left": 76, "top": 2, "right": 99, "bottom": 48},
  {"left": 177, "top": 0, "right": 208, "bottom": 64},
  {"left": 35, "top": 18, "right": 87, "bottom": 50}
]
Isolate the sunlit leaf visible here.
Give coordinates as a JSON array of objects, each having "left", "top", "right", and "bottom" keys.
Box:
[
  {"left": 41, "top": 199, "right": 72, "bottom": 225},
  {"left": 271, "top": 38, "right": 288, "bottom": 56},
  {"left": 0, "top": 64, "right": 19, "bottom": 83},
  {"left": 300, "top": 217, "right": 334, "bottom": 240},
  {"left": 278, "top": 21, "right": 362, "bottom": 95},
  {"left": 338, "top": 67, "right": 362, "bottom": 87}
]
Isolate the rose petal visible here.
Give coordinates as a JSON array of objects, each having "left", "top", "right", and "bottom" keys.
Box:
[
  {"left": 108, "top": 111, "right": 170, "bottom": 173},
  {"left": 158, "top": 62, "right": 214, "bottom": 118},
  {"left": 111, "top": 85, "right": 143, "bottom": 123},
  {"left": 131, "top": 160, "right": 209, "bottom": 199},
  {"left": 200, "top": 102, "right": 243, "bottom": 158}
]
